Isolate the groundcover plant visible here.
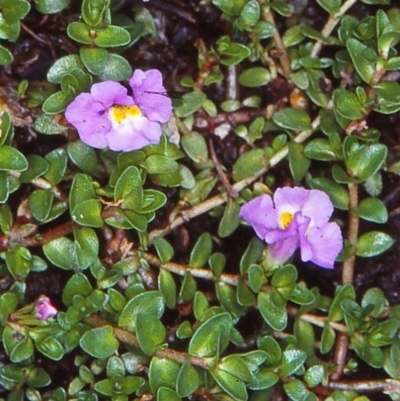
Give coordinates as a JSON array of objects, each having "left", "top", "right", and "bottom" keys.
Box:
[{"left": 1, "top": 0, "right": 400, "bottom": 400}]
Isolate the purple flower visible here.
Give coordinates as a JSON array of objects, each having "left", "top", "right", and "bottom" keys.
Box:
[
  {"left": 239, "top": 187, "right": 343, "bottom": 269},
  {"left": 65, "top": 69, "right": 172, "bottom": 152},
  {"left": 35, "top": 296, "right": 58, "bottom": 320}
]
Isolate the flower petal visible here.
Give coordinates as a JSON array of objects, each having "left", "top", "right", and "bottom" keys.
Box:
[
  {"left": 302, "top": 189, "right": 334, "bottom": 227},
  {"left": 268, "top": 235, "right": 299, "bottom": 265},
  {"left": 274, "top": 187, "right": 309, "bottom": 217},
  {"left": 106, "top": 115, "right": 162, "bottom": 151},
  {"left": 65, "top": 93, "right": 109, "bottom": 149},
  {"left": 91, "top": 81, "right": 133, "bottom": 108},
  {"left": 306, "top": 222, "right": 343, "bottom": 269},
  {"left": 239, "top": 194, "right": 277, "bottom": 239},
  {"left": 130, "top": 69, "right": 172, "bottom": 123}
]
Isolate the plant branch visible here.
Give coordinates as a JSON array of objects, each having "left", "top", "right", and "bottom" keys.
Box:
[
  {"left": 342, "top": 183, "right": 359, "bottom": 284},
  {"left": 311, "top": 0, "right": 358, "bottom": 57},
  {"left": 327, "top": 378, "right": 400, "bottom": 393},
  {"left": 84, "top": 314, "right": 208, "bottom": 369},
  {"left": 261, "top": 5, "right": 292, "bottom": 78}
]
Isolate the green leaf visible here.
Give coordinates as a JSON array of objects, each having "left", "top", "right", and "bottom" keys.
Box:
[
  {"left": 44, "top": 148, "right": 68, "bottom": 185},
  {"left": 73, "top": 227, "right": 99, "bottom": 270},
  {"left": 43, "top": 237, "right": 75, "bottom": 270},
  {"left": 218, "top": 199, "right": 240, "bottom": 238},
  {"left": 141, "top": 189, "right": 167, "bottom": 213},
  {"left": 216, "top": 282, "right": 244, "bottom": 320},
  {"left": 309, "top": 177, "right": 349, "bottom": 210},
  {"left": 0, "top": 146, "right": 28, "bottom": 172},
  {"left": 158, "top": 269, "right": 177, "bottom": 309},
  {"left": 248, "top": 264, "right": 266, "bottom": 293},
  {"left": 81, "top": 0, "right": 107, "bottom": 26},
  {"left": 181, "top": 132, "right": 208, "bottom": 163},
  {"left": 346, "top": 144, "right": 387, "bottom": 181},
  {"left": 258, "top": 290, "right": 287, "bottom": 331},
  {"left": 94, "top": 25, "right": 131, "bottom": 47},
  {"left": 153, "top": 237, "right": 174, "bottom": 264},
  {"left": 79, "top": 47, "right": 109, "bottom": 75},
  {"left": 136, "top": 313, "right": 166, "bottom": 356},
  {"left": 10, "top": 337, "right": 34, "bottom": 363},
  {"left": 273, "top": 108, "right": 312, "bottom": 131},
  {"left": 304, "top": 138, "right": 338, "bottom": 161},
  {"left": 142, "top": 155, "right": 179, "bottom": 174},
  {"left": 119, "top": 291, "right": 164, "bottom": 332},
  {"left": 158, "top": 387, "right": 181, "bottom": 401},
  {"left": 149, "top": 357, "right": 181, "bottom": 394},
  {"left": 36, "top": 336, "right": 63, "bottom": 361},
  {"left": 0, "top": 44, "right": 13, "bottom": 65},
  {"left": 283, "top": 379, "right": 310, "bottom": 401},
  {"left": 179, "top": 271, "right": 197, "bottom": 301},
  {"left": 328, "top": 284, "right": 355, "bottom": 321},
  {"left": 239, "top": 67, "right": 271, "bottom": 87},
  {"left": 28, "top": 189, "right": 54, "bottom": 222},
  {"left": 240, "top": 238, "right": 264, "bottom": 274},
  {"left": 47, "top": 55, "right": 83, "bottom": 84},
  {"left": 315, "top": 0, "right": 341, "bottom": 13},
  {"left": 237, "top": 278, "right": 256, "bottom": 306},
  {"left": 175, "top": 92, "right": 206, "bottom": 118},
  {"left": 219, "top": 355, "right": 252, "bottom": 382},
  {"left": 236, "top": 0, "right": 260, "bottom": 29},
  {"left": 62, "top": 273, "right": 93, "bottom": 306},
  {"left": 216, "top": 36, "right": 251, "bottom": 66},
  {"left": 362, "top": 288, "right": 387, "bottom": 318},
  {"left": 189, "top": 232, "right": 212, "bottom": 268},
  {"left": 98, "top": 53, "right": 133, "bottom": 81},
  {"left": 176, "top": 358, "right": 200, "bottom": 397},
  {"left": 353, "top": 197, "right": 388, "bottom": 223},
  {"left": 34, "top": 0, "right": 70, "bottom": 13},
  {"left": 333, "top": 89, "right": 364, "bottom": 120},
  {"left": 1, "top": 0, "right": 30, "bottom": 23},
  {"left": 69, "top": 174, "right": 96, "bottom": 212},
  {"left": 67, "top": 140, "right": 98, "bottom": 174},
  {"left": 280, "top": 348, "right": 307, "bottom": 377},
  {"left": 72, "top": 199, "right": 103, "bottom": 228},
  {"left": 210, "top": 369, "right": 248, "bottom": 401},
  {"left": 320, "top": 322, "right": 335, "bottom": 354},
  {"left": 0, "top": 111, "right": 13, "bottom": 146},
  {"left": 80, "top": 326, "right": 119, "bottom": 358},
  {"left": 114, "top": 165, "right": 142, "bottom": 203},
  {"left": 189, "top": 313, "right": 232, "bottom": 357},
  {"left": 249, "top": 369, "right": 279, "bottom": 390},
  {"left": 19, "top": 155, "right": 49, "bottom": 183},
  {"left": 67, "top": 22, "right": 92, "bottom": 45},
  {"left": 346, "top": 38, "right": 376, "bottom": 83},
  {"left": 356, "top": 231, "right": 394, "bottom": 257},
  {"left": 289, "top": 142, "right": 310, "bottom": 181},
  {"left": 42, "top": 91, "right": 71, "bottom": 114},
  {"left": 233, "top": 149, "right": 268, "bottom": 181}
]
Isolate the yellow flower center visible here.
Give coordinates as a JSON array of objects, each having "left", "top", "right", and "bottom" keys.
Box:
[
  {"left": 279, "top": 211, "right": 294, "bottom": 229},
  {"left": 110, "top": 105, "right": 141, "bottom": 123}
]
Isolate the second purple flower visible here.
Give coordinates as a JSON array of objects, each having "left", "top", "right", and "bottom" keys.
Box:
[
  {"left": 239, "top": 187, "right": 343, "bottom": 269},
  {"left": 65, "top": 69, "right": 172, "bottom": 152}
]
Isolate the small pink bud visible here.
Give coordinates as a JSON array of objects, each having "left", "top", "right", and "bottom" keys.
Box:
[{"left": 35, "top": 296, "right": 58, "bottom": 320}]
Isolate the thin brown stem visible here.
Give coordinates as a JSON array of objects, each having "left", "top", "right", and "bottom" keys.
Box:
[
  {"left": 342, "top": 183, "right": 359, "bottom": 284},
  {"left": 261, "top": 6, "right": 292, "bottom": 78},
  {"left": 330, "top": 333, "right": 350, "bottom": 381},
  {"left": 208, "top": 138, "right": 238, "bottom": 198}
]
